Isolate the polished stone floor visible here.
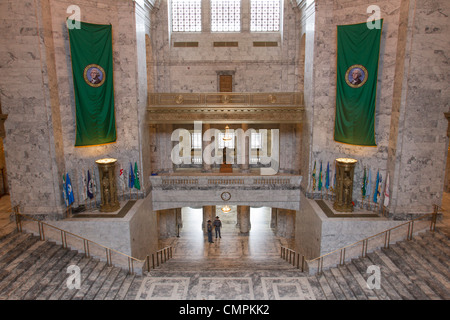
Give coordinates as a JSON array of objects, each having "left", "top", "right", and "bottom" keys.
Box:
[
  {"left": 159, "top": 205, "right": 295, "bottom": 266},
  {"left": 138, "top": 206, "right": 314, "bottom": 300}
]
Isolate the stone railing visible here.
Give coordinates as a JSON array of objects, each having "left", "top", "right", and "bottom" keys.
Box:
[{"left": 149, "top": 174, "right": 302, "bottom": 211}]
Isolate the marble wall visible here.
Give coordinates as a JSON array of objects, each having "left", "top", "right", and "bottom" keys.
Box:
[
  {"left": 298, "top": 0, "right": 450, "bottom": 217},
  {"left": 0, "top": 0, "right": 154, "bottom": 217},
  {"left": 387, "top": 0, "right": 450, "bottom": 218},
  {"left": 151, "top": 0, "right": 301, "bottom": 93}
]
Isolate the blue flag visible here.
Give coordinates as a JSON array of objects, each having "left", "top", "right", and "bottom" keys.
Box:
[
  {"left": 62, "top": 174, "right": 68, "bottom": 207},
  {"left": 373, "top": 170, "right": 380, "bottom": 203},
  {"left": 66, "top": 173, "right": 75, "bottom": 205},
  {"left": 325, "top": 162, "right": 330, "bottom": 190},
  {"left": 129, "top": 162, "right": 135, "bottom": 188}
]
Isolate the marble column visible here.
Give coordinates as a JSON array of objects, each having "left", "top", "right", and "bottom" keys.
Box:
[
  {"left": 275, "top": 209, "right": 295, "bottom": 238},
  {"left": 202, "top": 123, "right": 212, "bottom": 172},
  {"left": 176, "top": 207, "right": 182, "bottom": 228},
  {"left": 270, "top": 208, "right": 277, "bottom": 228},
  {"left": 238, "top": 205, "right": 251, "bottom": 234},
  {"left": 240, "top": 123, "right": 250, "bottom": 172},
  {"left": 236, "top": 207, "right": 241, "bottom": 228},
  {"left": 202, "top": 205, "right": 215, "bottom": 230},
  {"left": 158, "top": 209, "right": 177, "bottom": 238}
]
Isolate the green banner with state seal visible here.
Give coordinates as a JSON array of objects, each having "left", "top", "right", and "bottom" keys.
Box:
[
  {"left": 67, "top": 20, "right": 116, "bottom": 147},
  {"left": 334, "top": 20, "right": 383, "bottom": 146}
]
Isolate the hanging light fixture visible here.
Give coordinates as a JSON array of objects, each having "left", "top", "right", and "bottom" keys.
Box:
[
  {"left": 222, "top": 125, "right": 232, "bottom": 141},
  {"left": 221, "top": 205, "right": 231, "bottom": 213}
]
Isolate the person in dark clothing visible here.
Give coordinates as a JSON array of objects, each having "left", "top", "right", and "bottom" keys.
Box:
[
  {"left": 207, "top": 220, "right": 214, "bottom": 243},
  {"left": 213, "top": 216, "right": 222, "bottom": 239}
]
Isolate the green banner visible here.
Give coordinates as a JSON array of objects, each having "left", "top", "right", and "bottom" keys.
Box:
[
  {"left": 68, "top": 20, "right": 116, "bottom": 147},
  {"left": 334, "top": 20, "right": 383, "bottom": 146}
]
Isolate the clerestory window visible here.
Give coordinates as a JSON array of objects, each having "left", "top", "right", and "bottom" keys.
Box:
[
  {"left": 171, "top": 0, "right": 202, "bottom": 32},
  {"left": 210, "top": 0, "right": 241, "bottom": 32},
  {"left": 250, "top": 0, "right": 280, "bottom": 32}
]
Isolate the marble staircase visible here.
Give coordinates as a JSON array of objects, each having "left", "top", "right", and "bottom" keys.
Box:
[
  {"left": 0, "top": 225, "right": 449, "bottom": 299},
  {"left": 0, "top": 229, "right": 143, "bottom": 300},
  {"left": 309, "top": 231, "right": 450, "bottom": 300},
  {"left": 140, "top": 230, "right": 450, "bottom": 300}
]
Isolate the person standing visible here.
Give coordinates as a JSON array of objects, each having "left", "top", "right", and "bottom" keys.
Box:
[
  {"left": 213, "top": 216, "right": 222, "bottom": 239},
  {"left": 207, "top": 220, "right": 214, "bottom": 243}
]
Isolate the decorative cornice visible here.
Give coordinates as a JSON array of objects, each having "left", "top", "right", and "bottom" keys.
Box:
[{"left": 147, "top": 92, "right": 304, "bottom": 124}]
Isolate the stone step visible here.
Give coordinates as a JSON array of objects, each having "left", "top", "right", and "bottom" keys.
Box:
[
  {"left": 389, "top": 242, "right": 449, "bottom": 299},
  {"left": 0, "top": 240, "right": 54, "bottom": 294},
  {"left": 0, "top": 228, "right": 143, "bottom": 300},
  {"left": 380, "top": 246, "right": 441, "bottom": 300},
  {"left": 415, "top": 233, "right": 450, "bottom": 263},
  {"left": 0, "top": 235, "right": 40, "bottom": 270},
  {"left": 154, "top": 257, "right": 300, "bottom": 272},
  {"left": 0, "top": 244, "right": 65, "bottom": 299},
  {"left": 366, "top": 251, "right": 419, "bottom": 300},
  {"left": 0, "top": 227, "right": 448, "bottom": 300},
  {"left": 350, "top": 257, "right": 395, "bottom": 299},
  {"left": 397, "top": 241, "right": 450, "bottom": 292}
]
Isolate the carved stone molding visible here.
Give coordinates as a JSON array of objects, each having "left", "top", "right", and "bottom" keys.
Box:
[{"left": 147, "top": 92, "right": 304, "bottom": 124}]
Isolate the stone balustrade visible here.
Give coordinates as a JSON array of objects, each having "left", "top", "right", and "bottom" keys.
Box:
[{"left": 149, "top": 174, "right": 302, "bottom": 211}]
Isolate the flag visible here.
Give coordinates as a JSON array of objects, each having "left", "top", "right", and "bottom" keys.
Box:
[
  {"left": 67, "top": 20, "right": 117, "bottom": 147},
  {"left": 373, "top": 170, "right": 379, "bottom": 203},
  {"left": 378, "top": 173, "right": 383, "bottom": 202},
  {"left": 87, "top": 170, "right": 94, "bottom": 199},
  {"left": 62, "top": 174, "right": 68, "bottom": 207},
  {"left": 366, "top": 168, "right": 372, "bottom": 200},
  {"left": 91, "top": 168, "right": 97, "bottom": 195},
  {"left": 362, "top": 167, "right": 367, "bottom": 198},
  {"left": 329, "top": 164, "right": 334, "bottom": 193},
  {"left": 129, "top": 162, "right": 135, "bottom": 189},
  {"left": 134, "top": 162, "right": 141, "bottom": 190},
  {"left": 81, "top": 170, "right": 87, "bottom": 201},
  {"left": 66, "top": 173, "right": 75, "bottom": 206},
  {"left": 334, "top": 20, "right": 383, "bottom": 146},
  {"left": 373, "top": 171, "right": 382, "bottom": 204},
  {"left": 119, "top": 165, "right": 126, "bottom": 191},
  {"left": 312, "top": 161, "right": 316, "bottom": 191},
  {"left": 383, "top": 173, "right": 390, "bottom": 207},
  {"left": 318, "top": 161, "right": 323, "bottom": 191},
  {"left": 332, "top": 162, "right": 336, "bottom": 191},
  {"left": 325, "top": 162, "right": 330, "bottom": 190}
]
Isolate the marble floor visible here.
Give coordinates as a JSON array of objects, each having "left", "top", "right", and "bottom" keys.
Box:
[
  {"left": 159, "top": 205, "right": 295, "bottom": 266},
  {"left": 138, "top": 206, "right": 314, "bottom": 300}
]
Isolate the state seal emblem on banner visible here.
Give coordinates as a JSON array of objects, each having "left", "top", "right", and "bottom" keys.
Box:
[
  {"left": 83, "top": 64, "right": 105, "bottom": 87},
  {"left": 345, "top": 64, "right": 368, "bottom": 88}
]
